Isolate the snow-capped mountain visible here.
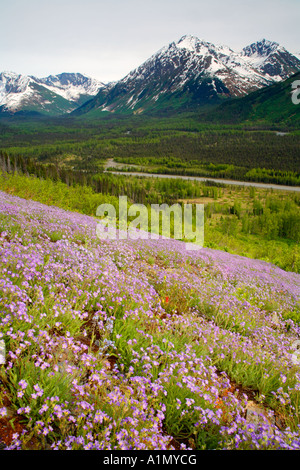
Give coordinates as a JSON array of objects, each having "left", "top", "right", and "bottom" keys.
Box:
[
  {"left": 75, "top": 36, "right": 300, "bottom": 115},
  {"left": 1, "top": 36, "right": 299, "bottom": 117},
  {"left": 241, "top": 38, "right": 300, "bottom": 80},
  {"left": 34, "top": 73, "right": 103, "bottom": 103},
  {"left": 0, "top": 72, "right": 104, "bottom": 115}
]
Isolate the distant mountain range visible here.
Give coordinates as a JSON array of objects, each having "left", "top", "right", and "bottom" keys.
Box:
[
  {"left": 74, "top": 36, "right": 300, "bottom": 116},
  {"left": 1, "top": 36, "right": 299, "bottom": 117},
  {"left": 0, "top": 72, "right": 104, "bottom": 115}
]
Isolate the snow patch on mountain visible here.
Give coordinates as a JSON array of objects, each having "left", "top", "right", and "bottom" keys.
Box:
[
  {"left": 35, "top": 73, "right": 104, "bottom": 102},
  {"left": 0, "top": 72, "right": 36, "bottom": 111}
]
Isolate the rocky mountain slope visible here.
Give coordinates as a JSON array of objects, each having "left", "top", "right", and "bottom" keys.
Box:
[{"left": 0, "top": 72, "right": 104, "bottom": 116}]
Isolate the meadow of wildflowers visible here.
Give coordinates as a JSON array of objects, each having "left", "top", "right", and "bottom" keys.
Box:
[{"left": 0, "top": 189, "right": 300, "bottom": 450}]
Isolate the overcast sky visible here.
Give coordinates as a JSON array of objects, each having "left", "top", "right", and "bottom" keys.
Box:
[{"left": 1, "top": 0, "right": 299, "bottom": 83}]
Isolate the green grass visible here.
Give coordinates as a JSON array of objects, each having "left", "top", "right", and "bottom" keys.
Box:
[{"left": 0, "top": 171, "right": 119, "bottom": 217}]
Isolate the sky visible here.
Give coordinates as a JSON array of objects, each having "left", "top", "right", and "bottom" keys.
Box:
[{"left": 0, "top": 0, "right": 299, "bottom": 83}]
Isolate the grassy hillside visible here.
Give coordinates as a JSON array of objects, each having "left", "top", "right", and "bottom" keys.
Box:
[
  {"left": 200, "top": 72, "right": 300, "bottom": 127},
  {"left": 0, "top": 190, "right": 299, "bottom": 450},
  {"left": 0, "top": 170, "right": 299, "bottom": 274}
]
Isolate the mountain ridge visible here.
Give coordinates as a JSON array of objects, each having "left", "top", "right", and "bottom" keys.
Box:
[
  {"left": 73, "top": 35, "right": 300, "bottom": 116},
  {"left": 0, "top": 72, "right": 104, "bottom": 116},
  {"left": 1, "top": 36, "right": 299, "bottom": 117}
]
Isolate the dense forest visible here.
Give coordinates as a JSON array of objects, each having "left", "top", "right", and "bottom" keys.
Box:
[{"left": 0, "top": 114, "right": 299, "bottom": 186}]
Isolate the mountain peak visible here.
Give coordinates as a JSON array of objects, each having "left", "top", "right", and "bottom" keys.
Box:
[
  {"left": 35, "top": 72, "right": 104, "bottom": 99},
  {"left": 242, "top": 38, "right": 281, "bottom": 57},
  {"left": 258, "top": 38, "right": 279, "bottom": 47},
  {"left": 176, "top": 35, "right": 204, "bottom": 50},
  {"left": 241, "top": 38, "right": 299, "bottom": 80}
]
